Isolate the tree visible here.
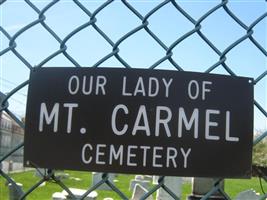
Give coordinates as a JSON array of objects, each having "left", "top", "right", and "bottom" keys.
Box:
[{"left": 253, "top": 132, "right": 267, "bottom": 167}]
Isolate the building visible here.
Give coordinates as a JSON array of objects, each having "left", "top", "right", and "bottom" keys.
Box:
[{"left": 0, "top": 111, "right": 24, "bottom": 172}]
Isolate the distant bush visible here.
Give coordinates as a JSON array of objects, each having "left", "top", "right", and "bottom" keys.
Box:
[{"left": 253, "top": 132, "right": 267, "bottom": 167}]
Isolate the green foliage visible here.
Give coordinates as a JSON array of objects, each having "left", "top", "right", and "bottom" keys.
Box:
[{"left": 253, "top": 133, "right": 267, "bottom": 167}]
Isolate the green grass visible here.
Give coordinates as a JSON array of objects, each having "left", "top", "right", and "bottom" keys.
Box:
[
  {"left": 0, "top": 170, "right": 266, "bottom": 200},
  {"left": 225, "top": 178, "right": 265, "bottom": 198}
]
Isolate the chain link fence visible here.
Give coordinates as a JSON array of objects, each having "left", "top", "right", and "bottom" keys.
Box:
[{"left": 0, "top": 0, "right": 266, "bottom": 199}]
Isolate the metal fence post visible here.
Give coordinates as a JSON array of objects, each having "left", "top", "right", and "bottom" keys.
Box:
[{"left": 187, "top": 178, "right": 225, "bottom": 200}]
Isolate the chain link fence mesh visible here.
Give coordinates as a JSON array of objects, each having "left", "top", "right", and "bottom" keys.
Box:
[{"left": 0, "top": 0, "right": 266, "bottom": 199}]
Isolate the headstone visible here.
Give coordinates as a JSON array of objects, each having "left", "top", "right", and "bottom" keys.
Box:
[
  {"left": 8, "top": 183, "right": 24, "bottom": 200},
  {"left": 131, "top": 184, "right": 153, "bottom": 200},
  {"left": 92, "top": 172, "right": 115, "bottom": 190},
  {"left": 135, "top": 175, "right": 144, "bottom": 180},
  {"left": 235, "top": 189, "right": 261, "bottom": 200},
  {"left": 55, "top": 171, "right": 69, "bottom": 180},
  {"left": 1, "top": 161, "right": 9, "bottom": 174},
  {"left": 35, "top": 168, "right": 46, "bottom": 178},
  {"left": 153, "top": 176, "right": 159, "bottom": 185},
  {"left": 38, "top": 182, "right": 46, "bottom": 187},
  {"left": 52, "top": 192, "right": 67, "bottom": 200},
  {"left": 156, "top": 176, "right": 182, "bottom": 200},
  {"left": 129, "top": 179, "right": 150, "bottom": 191},
  {"left": 144, "top": 175, "right": 153, "bottom": 181},
  {"left": 188, "top": 178, "right": 225, "bottom": 200},
  {"left": 62, "top": 188, "right": 98, "bottom": 200},
  {"left": 134, "top": 175, "right": 153, "bottom": 181},
  {"left": 11, "top": 162, "right": 24, "bottom": 172},
  {"left": 182, "top": 177, "right": 192, "bottom": 183}
]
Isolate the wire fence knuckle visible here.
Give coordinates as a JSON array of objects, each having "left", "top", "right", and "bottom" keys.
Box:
[{"left": 0, "top": 0, "right": 266, "bottom": 199}]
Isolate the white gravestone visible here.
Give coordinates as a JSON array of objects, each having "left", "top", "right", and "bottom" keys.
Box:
[
  {"left": 144, "top": 175, "right": 153, "bottom": 181},
  {"left": 153, "top": 176, "right": 159, "bottom": 185},
  {"left": 62, "top": 188, "right": 98, "bottom": 200},
  {"left": 35, "top": 168, "right": 46, "bottom": 177},
  {"left": 188, "top": 178, "right": 225, "bottom": 200},
  {"left": 156, "top": 176, "right": 182, "bottom": 200},
  {"left": 131, "top": 184, "right": 153, "bottom": 200},
  {"left": 129, "top": 176, "right": 150, "bottom": 191},
  {"left": 92, "top": 172, "right": 115, "bottom": 190},
  {"left": 235, "top": 189, "right": 261, "bottom": 200},
  {"left": 52, "top": 192, "right": 67, "bottom": 200}
]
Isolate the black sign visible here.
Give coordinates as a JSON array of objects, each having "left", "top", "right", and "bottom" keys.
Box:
[{"left": 24, "top": 67, "right": 254, "bottom": 178}]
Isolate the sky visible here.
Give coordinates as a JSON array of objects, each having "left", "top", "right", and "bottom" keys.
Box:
[{"left": 0, "top": 0, "right": 266, "bottom": 131}]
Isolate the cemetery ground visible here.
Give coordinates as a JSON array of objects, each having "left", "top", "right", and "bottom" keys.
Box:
[{"left": 0, "top": 170, "right": 265, "bottom": 200}]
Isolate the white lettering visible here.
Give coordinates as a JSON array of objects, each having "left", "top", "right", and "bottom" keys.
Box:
[
  {"left": 140, "top": 146, "right": 150, "bottom": 167},
  {"left": 225, "top": 111, "right": 239, "bottom": 142},
  {"left": 134, "top": 77, "right": 146, "bottom": 96},
  {"left": 82, "top": 76, "right": 93, "bottom": 95},
  {"left": 178, "top": 108, "right": 199, "bottom": 139},
  {"left": 153, "top": 146, "right": 163, "bottom": 167},
  {"left": 166, "top": 147, "right": 177, "bottom": 168},
  {"left": 202, "top": 81, "right": 212, "bottom": 100},
  {"left": 68, "top": 75, "right": 79, "bottom": 95},
  {"left": 180, "top": 148, "right": 191, "bottom": 168},
  {"left": 81, "top": 143, "right": 93, "bottom": 164},
  {"left": 96, "top": 76, "right": 107, "bottom": 95},
  {"left": 109, "top": 145, "right": 123, "bottom": 165},
  {"left": 188, "top": 80, "right": 199, "bottom": 100},
  {"left": 96, "top": 144, "right": 106, "bottom": 165},
  {"left": 122, "top": 76, "right": 132, "bottom": 96},
  {"left": 63, "top": 103, "right": 78, "bottom": 133},
  {"left": 127, "top": 145, "right": 137, "bottom": 166},
  {"left": 162, "top": 78, "right": 173, "bottom": 98},
  {"left": 111, "top": 104, "right": 129, "bottom": 135},
  {"left": 132, "top": 105, "right": 150, "bottom": 136},
  {"left": 155, "top": 106, "right": 172, "bottom": 137},
  {"left": 148, "top": 77, "right": 159, "bottom": 97},
  {"left": 205, "top": 109, "right": 220, "bottom": 140},
  {"left": 39, "top": 103, "right": 59, "bottom": 132}
]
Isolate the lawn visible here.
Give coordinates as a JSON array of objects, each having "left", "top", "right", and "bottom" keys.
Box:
[{"left": 0, "top": 170, "right": 266, "bottom": 199}]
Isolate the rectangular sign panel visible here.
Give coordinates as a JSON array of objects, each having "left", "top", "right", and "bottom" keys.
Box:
[{"left": 24, "top": 67, "right": 254, "bottom": 178}]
